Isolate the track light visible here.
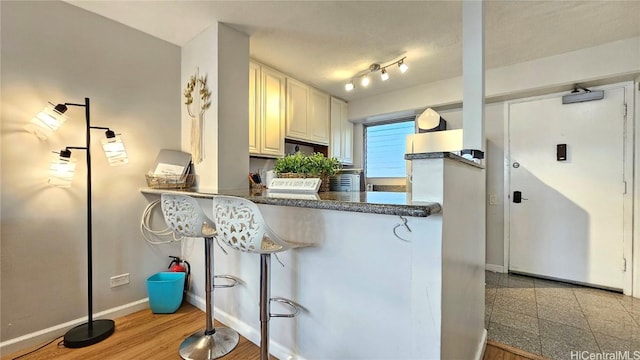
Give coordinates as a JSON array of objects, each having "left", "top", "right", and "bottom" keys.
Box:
[
  {"left": 344, "top": 56, "right": 407, "bottom": 92},
  {"left": 381, "top": 68, "right": 389, "bottom": 81},
  {"left": 398, "top": 59, "right": 408, "bottom": 73},
  {"left": 345, "top": 81, "right": 355, "bottom": 92}
]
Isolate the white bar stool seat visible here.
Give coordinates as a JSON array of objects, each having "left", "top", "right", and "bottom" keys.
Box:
[
  {"left": 212, "top": 195, "right": 310, "bottom": 360},
  {"left": 161, "top": 194, "right": 239, "bottom": 360}
]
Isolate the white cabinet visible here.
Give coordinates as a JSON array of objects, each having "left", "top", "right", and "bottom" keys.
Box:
[
  {"left": 285, "top": 78, "right": 330, "bottom": 145},
  {"left": 249, "top": 61, "right": 286, "bottom": 157},
  {"left": 330, "top": 97, "right": 353, "bottom": 165},
  {"left": 285, "top": 77, "right": 309, "bottom": 141},
  {"left": 249, "top": 61, "right": 261, "bottom": 154},
  {"left": 309, "top": 88, "right": 330, "bottom": 144}
]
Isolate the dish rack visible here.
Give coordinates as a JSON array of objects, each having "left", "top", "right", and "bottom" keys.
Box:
[{"left": 145, "top": 173, "right": 196, "bottom": 189}]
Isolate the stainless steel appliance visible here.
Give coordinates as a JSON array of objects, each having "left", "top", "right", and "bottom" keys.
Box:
[{"left": 329, "top": 173, "right": 361, "bottom": 192}]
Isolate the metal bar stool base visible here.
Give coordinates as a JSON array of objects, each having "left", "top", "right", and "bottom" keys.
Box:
[{"left": 179, "top": 327, "right": 239, "bottom": 360}]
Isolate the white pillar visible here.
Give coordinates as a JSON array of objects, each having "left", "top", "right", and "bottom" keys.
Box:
[{"left": 462, "top": 0, "right": 485, "bottom": 152}]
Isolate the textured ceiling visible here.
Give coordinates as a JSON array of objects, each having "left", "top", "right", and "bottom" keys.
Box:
[{"left": 65, "top": 1, "right": 640, "bottom": 101}]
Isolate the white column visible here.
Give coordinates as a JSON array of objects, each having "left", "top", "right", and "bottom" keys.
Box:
[
  {"left": 462, "top": 0, "right": 485, "bottom": 152},
  {"left": 181, "top": 23, "right": 249, "bottom": 191}
]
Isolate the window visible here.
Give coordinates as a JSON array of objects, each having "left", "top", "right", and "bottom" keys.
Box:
[{"left": 365, "top": 120, "right": 415, "bottom": 178}]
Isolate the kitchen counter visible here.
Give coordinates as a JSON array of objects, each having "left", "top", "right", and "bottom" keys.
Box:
[
  {"left": 140, "top": 188, "right": 441, "bottom": 217},
  {"left": 405, "top": 151, "right": 484, "bottom": 169}
]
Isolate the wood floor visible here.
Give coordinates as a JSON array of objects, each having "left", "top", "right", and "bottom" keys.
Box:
[{"left": 4, "top": 303, "right": 542, "bottom": 360}]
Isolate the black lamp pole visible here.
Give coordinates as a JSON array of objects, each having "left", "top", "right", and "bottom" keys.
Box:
[{"left": 61, "top": 97, "right": 115, "bottom": 348}]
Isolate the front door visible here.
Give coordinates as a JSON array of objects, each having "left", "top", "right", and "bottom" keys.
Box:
[{"left": 507, "top": 85, "right": 629, "bottom": 290}]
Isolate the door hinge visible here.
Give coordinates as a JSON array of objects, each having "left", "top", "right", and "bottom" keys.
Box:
[
  {"left": 622, "top": 258, "right": 627, "bottom": 272},
  {"left": 623, "top": 103, "right": 627, "bottom": 118},
  {"left": 623, "top": 181, "right": 627, "bottom": 194}
]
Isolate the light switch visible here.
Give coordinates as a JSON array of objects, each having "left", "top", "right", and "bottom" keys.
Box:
[{"left": 489, "top": 194, "right": 498, "bottom": 205}]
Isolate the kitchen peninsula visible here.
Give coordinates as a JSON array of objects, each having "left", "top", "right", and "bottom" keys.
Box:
[{"left": 141, "top": 151, "right": 485, "bottom": 360}]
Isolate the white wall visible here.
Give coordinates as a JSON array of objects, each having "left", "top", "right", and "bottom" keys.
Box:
[
  {"left": 217, "top": 25, "right": 250, "bottom": 191},
  {"left": 181, "top": 25, "right": 219, "bottom": 190},
  {"left": 409, "top": 157, "right": 486, "bottom": 359},
  {"left": 181, "top": 23, "right": 249, "bottom": 192},
  {"left": 0, "top": 0, "right": 181, "bottom": 352},
  {"left": 350, "top": 37, "right": 640, "bottom": 122},
  {"left": 428, "top": 106, "right": 505, "bottom": 268},
  {"left": 351, "top": 37, "right": 640, "bottom": 269}
]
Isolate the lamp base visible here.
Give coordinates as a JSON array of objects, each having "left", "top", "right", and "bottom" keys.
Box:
[{"left": 63, "top": 319, "right": 115, "bottom": 348}]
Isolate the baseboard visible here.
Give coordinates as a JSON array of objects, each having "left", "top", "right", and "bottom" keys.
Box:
[
  {"left": 475, "top": 329, "right": 488, "bottom": 360},
  {"left": 0, "top": 298, "right": 149, "bottom": 357},
  {"left": 487, "top": 339, "right": 546, "bottom": 360},
  {"left": 185, "top": 292, "right": 308, "bottom": 360},
  {"left": 485, "top": 264, "right": 505, "bottom": 273}
]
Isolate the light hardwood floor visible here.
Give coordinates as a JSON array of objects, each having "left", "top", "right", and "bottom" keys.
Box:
[{"left": 4, "top": 303, "right": 540, "bottom": 360}]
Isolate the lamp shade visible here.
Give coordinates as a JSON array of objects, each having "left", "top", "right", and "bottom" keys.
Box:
[
  {"left": 101, "top": 135, "right": 129, "bottom": 166},
  {"left": 27, "top": 104, "right": 68, "bottom": 140},
  {"left": 417, "top": 108, "right": 442, "bottom": 131},
  {"left": 48, "top": 152, "right": 76, "bottom": 187}
]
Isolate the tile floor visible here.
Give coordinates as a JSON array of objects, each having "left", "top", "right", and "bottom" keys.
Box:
[{"left": 485, "top": 271, "right": 640, "bottom": 359}]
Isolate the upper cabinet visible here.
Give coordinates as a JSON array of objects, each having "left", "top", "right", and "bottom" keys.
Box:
[
  {"left": 330, "top": 97, "right": 353, "bottom": 165},
  {"left": 285, "top": 78, "right": 309, "bottom": 140},
  {"left": 309, "top": 88, "right": 330, "bottom": 144},
  {"left": 285, "top": 79, "right": 330, "bottom": 145},
  {"left": 249, "top": 61, "right": 286, "bottom": 158}
]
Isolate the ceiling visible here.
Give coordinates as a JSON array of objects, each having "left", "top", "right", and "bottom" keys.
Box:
[{"left": 65, "top": 1, "right": 640, "bottom": 102}]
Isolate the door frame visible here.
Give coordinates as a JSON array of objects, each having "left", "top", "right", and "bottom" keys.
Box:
[{"left": 503, "top": 81, "right": 635, "bottom": 295}]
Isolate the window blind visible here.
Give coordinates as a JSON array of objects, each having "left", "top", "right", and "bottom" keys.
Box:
[{"left": 365, "top": 120, "right": 415, "bottom": 178}]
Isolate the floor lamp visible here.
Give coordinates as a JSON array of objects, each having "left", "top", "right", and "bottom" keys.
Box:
[{"left": 30, "top": 97, "right": 128, "bottom": 348}]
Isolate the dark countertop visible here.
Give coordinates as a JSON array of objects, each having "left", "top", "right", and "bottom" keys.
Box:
[
  {"left": 140, "top": 188, "right": 441, "bottom": 218},
  {"left": 404, "top": 151, "right": 485, "bottom": 169}
]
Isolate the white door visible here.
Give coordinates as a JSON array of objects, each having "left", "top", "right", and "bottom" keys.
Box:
[{"left": 508, "top": 86, "right": 628, "bottom": 290}]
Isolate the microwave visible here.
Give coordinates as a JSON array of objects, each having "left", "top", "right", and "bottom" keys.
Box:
[{"left": 329, "top": 174, "right": 361, "bottom": 192}]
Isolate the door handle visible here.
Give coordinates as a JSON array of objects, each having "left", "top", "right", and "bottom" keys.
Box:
[{"left": 513, "top": 191, "right": 528, "bottom": 203}]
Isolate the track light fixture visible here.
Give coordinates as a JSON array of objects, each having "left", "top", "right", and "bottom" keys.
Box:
[
  {"left": 345, "top": 81, "right": 355, "bottom": 92},
  {"left": 380, "top": 68, "right": 389, "bottom": 81},
  {"left": 345, "top": 57, "right": 408, "bottom": 92},
  {"left": 398, "top": 58, "right": 408, "bottom": 74}
]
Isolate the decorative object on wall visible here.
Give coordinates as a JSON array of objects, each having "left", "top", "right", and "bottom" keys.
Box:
[
  {"left": 31, "top": 97, "right": 128, "bottom": 348},
  {"left": 344, "top": 56, "right": 408, "bottom": 92},
  {"left": 184, "top": 67, "right": 212, "bottom": 164}
]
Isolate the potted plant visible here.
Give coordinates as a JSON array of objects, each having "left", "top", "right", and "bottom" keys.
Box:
[{"left": 274, "top": 152, "right": 341, "bottom": 191}]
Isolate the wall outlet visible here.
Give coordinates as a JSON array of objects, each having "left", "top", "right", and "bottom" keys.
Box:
[
  {"left": 489, "top": 194, "right": 498, "bottom": 205},
  {"left": 110, "top": 273, "right": 130, "bottom": 288}
]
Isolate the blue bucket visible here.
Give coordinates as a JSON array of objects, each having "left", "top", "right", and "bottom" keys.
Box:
[{"left": 146, "top": 272, "right": 186, "bottom": 314}]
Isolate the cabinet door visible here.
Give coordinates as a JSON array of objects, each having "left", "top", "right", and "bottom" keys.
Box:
[
  {"left": 285, "top": 78, "right": 309, "bottom": 141},
  {"left": 309, "top": 88, "right": 330, "bottom": 145},
  {"left": 330, "top": 97, "right": 352, "bottom": 164},
  {"left": 261, "top": 67, "right": 286, "bottom": 157},
  {"left": 249, "top": 62, "right": 261, "bottom": 155},
  {"left": 341, "top": 101, "right": 353, "bottom": 165},
  {"left": 330, "top": 97, "right": 343, "bottom": 159}
]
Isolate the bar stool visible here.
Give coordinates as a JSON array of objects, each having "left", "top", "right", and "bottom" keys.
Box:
[
  {"left": 211, "top": 195, "right": 309, "bottom": 360},
  {"left": 160, "top": 194, "right": 239, "bottom": 360}
]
